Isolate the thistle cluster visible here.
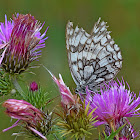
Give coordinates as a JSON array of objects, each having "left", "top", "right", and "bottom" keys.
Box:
[
  {"left": 0, "top": 13, "right": 54, "bottom": 140},
  {"left": 0, "top": 13, "right": 140, "bottom": 140}
]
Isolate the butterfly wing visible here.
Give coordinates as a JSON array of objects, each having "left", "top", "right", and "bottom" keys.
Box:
[{"left": 66, "top": 18, "right": 122, "bottom": 94}]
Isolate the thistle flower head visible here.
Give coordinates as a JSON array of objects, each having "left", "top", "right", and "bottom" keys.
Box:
[
  {"left": 26, "top": 82, "right": 49, "bottom": 110},
  {"left": 105, "top": 118, "right": 137, "bottom": 139},
  {"left": 57, "top": 101, "right": 97, "bottom": 140},
  {"left": 84, "top": 78, "right": 140, "bottom": 139},
  {"left": 85, "top": 79, "right": 140, "bottom": 126},
  {"left": 30, "top": 81, "right": 38, "bottom": 91},
  {"left": 0, "top": 14, "right": 48, "bottom": 75},
  {"left": 47, "top": 71, "right": 97, "bottom": 139}
]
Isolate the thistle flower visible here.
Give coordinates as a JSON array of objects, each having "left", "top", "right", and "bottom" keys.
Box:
[
  {"left": 3, "top": 99, "right": 53, "bottom": 140},
  {"left": 0, "top": 14, "right": 48, "bottom": 75},
  {"left": 84, "top": 78, "right": 140, "bottom": 139},
  {"left": 48, "top": 70, "right": 80, "bottom": 111},
  {"left": 49, "top": 72, "right": 97, "bottom": 140},
  {"left": 30, "top": 81, "right": 38, "bottom": 91}
]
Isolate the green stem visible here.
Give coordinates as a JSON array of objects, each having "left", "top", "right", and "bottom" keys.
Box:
[{"left": 11, "top": 77, "right": 25, "bottom": 98}]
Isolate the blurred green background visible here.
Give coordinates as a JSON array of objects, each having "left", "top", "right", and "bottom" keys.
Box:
[{"left": 0, "top": 0, "right": 140, "bottom": 139}]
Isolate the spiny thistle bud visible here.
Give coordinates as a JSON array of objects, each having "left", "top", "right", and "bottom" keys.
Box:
[
  {"left": 30, "top": 81, "right": 38, "bottom": 91},
  {"left": 49, "top": 72, "right": 97, "bottom": 139},
  {"left": 0, "top": 14, "right": 48, "bottom": 75},
  {"left": 25, "top": 82, "right": 49, "bottom": 110},
  {"left": 3, "top": 99, "right": 53, "bottom": 140}
]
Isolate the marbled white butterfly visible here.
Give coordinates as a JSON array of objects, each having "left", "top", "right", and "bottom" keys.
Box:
[{"left": 66, "top": 18, "right": 122, "bottom": 94}]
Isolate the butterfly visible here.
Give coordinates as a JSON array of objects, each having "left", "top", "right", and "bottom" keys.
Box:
[{"left": 66, "top": 18, "right": 122, "bottom": 94}]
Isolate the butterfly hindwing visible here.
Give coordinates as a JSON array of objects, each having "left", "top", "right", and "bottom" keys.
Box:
[{"left": 66, "top": 18, "right": 122, "bottom": 94}]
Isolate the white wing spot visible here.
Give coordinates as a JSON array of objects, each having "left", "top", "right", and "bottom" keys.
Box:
[
  {"left": 114, "top": 44, "right": 120, "bottom": 51},
  {"left": 118, "top": 52, "right": 122, "bottom": 60},
  {"left": 80, "top": 35, "right": 87, "bottom": 44},
  {"left": 101, "top": 36, "right": 107, "bottom": 45}
]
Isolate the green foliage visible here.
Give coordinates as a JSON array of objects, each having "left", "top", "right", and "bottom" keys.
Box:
[{"left": 47, "top": 125, "right": 66, "bottom": 140}]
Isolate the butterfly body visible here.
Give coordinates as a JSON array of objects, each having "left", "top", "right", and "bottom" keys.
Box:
[{"left": 66, "top": 18, "right": 122, "bottom": 94}]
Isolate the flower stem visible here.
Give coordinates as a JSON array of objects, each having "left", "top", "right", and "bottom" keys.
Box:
[
  {"left": 11, "top": 77, "right": 26, "bottom": 98},
  {"left": 110, "top": 121, "right": 119, "bottom": 140}
]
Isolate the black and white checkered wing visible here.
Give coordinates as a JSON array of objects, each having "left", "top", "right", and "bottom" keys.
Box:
[{"left": 66, "top": 18, "right": 122, "bottom": 94}]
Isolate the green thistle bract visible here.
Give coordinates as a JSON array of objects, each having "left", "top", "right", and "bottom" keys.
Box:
[
  {"left": 25, "top": 85, "right": 49, "bottom": 110},
  {"left": 0, "top": 69, "right": 13, "bottom": 96},
  {"left": 57, "top": 101, "right": 97, "bottom": 140}
]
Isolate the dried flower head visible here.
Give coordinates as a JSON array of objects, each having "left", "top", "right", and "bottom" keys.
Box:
[
  {"left": 3, "top": 99, "right": 53, "bottom": 140},
  {"left": 0, "top": 14, "right": 48, "bottom": 75},
  {"left": 3, "top": 99, "right": 43, "bottom": 121}
]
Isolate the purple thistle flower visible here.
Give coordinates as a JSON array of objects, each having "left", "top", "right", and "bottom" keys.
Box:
[
  {"left": 30, "top": 81, "right": 38, "bottom": 91},
  {"left": 84, "top": 78, "right": 140, "bottom": 138},
  {"left": 0, "top": 14, "right": 48, "bottom": 74},
  {"left": 85, "top": 79, "right": 140, "bottom": 126}
]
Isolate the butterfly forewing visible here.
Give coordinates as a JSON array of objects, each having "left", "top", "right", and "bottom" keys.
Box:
[{"left": 66, "top": 18, "right": 122, "bottom": 94}]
